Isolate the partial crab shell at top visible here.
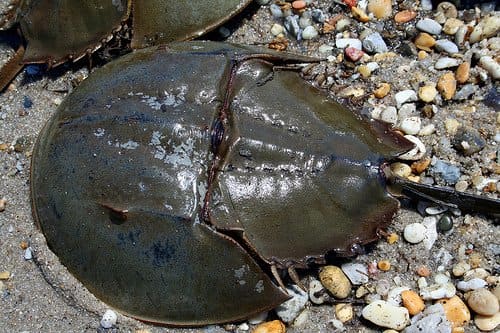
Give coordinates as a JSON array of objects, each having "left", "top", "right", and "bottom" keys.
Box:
[
  {"left": 16, "top": 0, "right": 130, "bottom": 64},
  {"left": 8, "top": 0, "right": 253, "bottom": 65},
  {"left": 131, "top": 0, "right": 254, "bottom": 48}
]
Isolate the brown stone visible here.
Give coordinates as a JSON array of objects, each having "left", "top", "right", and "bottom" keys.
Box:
[
  {"left": 394, "top": 10, "right": 417, "bottom": 23},
  {"left": 253, "top": 320, "right": 286, "bottom": 333},
  {"left": 437, "top": 296, "right": 471, "bottom": 328},
  {"left": 437, "top": 72, "right": 456, "bottom": 100},
  {"left": 455, "top": 62, "right": 470, "bottom": 84},
  {"left": 401, "top": 290, "right": 425, "bottom": 315},
  {"left": 415, "top": 33, "right": 436, "bottom": 51}
]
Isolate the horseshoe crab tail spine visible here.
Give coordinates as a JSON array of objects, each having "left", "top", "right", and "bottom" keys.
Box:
[
  {"left": 390, "top": 176, "right": 500, "bottom": 221},
  {"left": 0, "top": 44, "right": 24, "bottom": 91}
]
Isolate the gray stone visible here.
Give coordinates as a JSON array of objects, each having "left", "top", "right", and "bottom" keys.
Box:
[{"left": 416, "top": 18, "right": 443, "bottom": 35}]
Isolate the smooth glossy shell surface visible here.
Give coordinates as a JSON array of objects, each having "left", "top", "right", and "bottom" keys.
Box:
[
  {"left": 10, "top": 0, "right": 252, "bottom": 65},
  {"left": 31, "top": 42, "right": 414, "bottom": 324}
]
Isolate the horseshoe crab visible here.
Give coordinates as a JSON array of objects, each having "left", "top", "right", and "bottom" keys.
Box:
[
  {"left": 0, "top": 0, "right": 252, "bottom": 90},
  {"left": 30, "top": 41, "right": 500, "bottom": 325}
]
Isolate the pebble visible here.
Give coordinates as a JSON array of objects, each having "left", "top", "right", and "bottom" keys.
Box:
[
  {"left": 377, "top": 260, "right": 391, "bottom": 271},
  {"left": 308, "top": 278, "right": 328, "bottom": 304},
  {"left": 452, "top": 127, "right": 486, "bottom": 156},
  {"left": 422, "top": 216, "right": 438, "bottom": 250},
  {"left": 100, "top": 309, "right": 117, "bottom": 329},
  {"left": 443, "top": 18, "right": 463, "bottom": 35},
  {"left": 463, "top": 268, "right": 489, "bottom": 281},
  {"left": 437, "top": 214, "right": 453, "bottom": 232},
  {"left": 398, "top": 103, "right": 416, "bottom": 119},
  {"left": 380, "top": 106, "right": 398, "bottom": 124},
  {"left": 394, "top": 10, "right": 416, "bottom": 24},
  {"left": 0, "top": 198, "right": 6, "bottom": 212},
  {"left": 455, "top": 180, "right": 468, "bottom": 192},
  {"left": 301, "top": 26, "right": 318, "bottom": 40},
  {"left": 437, "top": 295, "right": 470, "bottom": 328},
  {"left": 433, "top": 159, "right": 460, "bottom": 184},
  {"left": 454, "top": 84, "right": 476, "bottom": 100},
  {"left": 0, "top": 271, "right": 10, "bottom": 280},
  {"left": 390, "top": 162, "right": 412, "bottom": 178},
  {"left": 253, "top": 320, "right": 285, "bottom": 333},
  {"left": 361, "top": 300, "right": 410, "bottom": 330},
  {"left": 465, "top": 288, "right": 499, "bottom": 316},
  {"left": 457, "top": 278, "right": 488, "bottom": 291},
  {"left": 474, "top": 312, "right": 500, "bottom": 331},
  {"left": 270, "top": 4, "right": 283, "bottom": 18},
  {"left": 437, "top": 72, "right": 456, "bottom": 100},
  {"left": 469, "top": 15, "right": 500, "bottom": 44},
  {"left": 416, "top": 265, "right": 431, "bottom": 277},
  {"left": 374, "top": 82, "right": 391, "bottom": 98},
  {"left": 284, "top": 15, "right": 301, "bottom": 38},
  {"left": 345, "top": 47, "right": 364, "bottom": 62},
  {"left": 270, "top": 24, "right": 285, "bottom": 36},
  {"left": 367, "top": 0, "right": 392, "bottom": 19},
  {"left": 351, "top": 6, "right": 369, "bottom": 23},
  {"left": 335, "top": 303, "right": 354, "bottom": 323},
  {"left": 479, "top": 56, "right": 500, "bottom": 80},
  {"left": 23, "top": 247, "right": 33, "bottom": 260},
  {"left": 436, "top": 2, "right": 457, "bottom": 18},
  {"left": 401, "top": 290, "right": 425, "bottom": 315},
  {"left": 395, "top": 89, "right": 417, "bottom": 108},
  {"left": 363, "top": 32, "right": 388, "bottom": 53},
  {"left": 419, "top": 85, "right": 438, "bottom": 102},
  {"left": 275, "top": 285, "right": 308, "bottom": 323},
  {"left": 434, "top": 57, "right": 459, "bottom": 69},
  {"left": 319, "top": 266, "right": 351, "bottom": 299},
  {"left": 403, "top": 223, "right": 426, "bottom": 243},
  {"left": 311, "top": 9, "right": 326, "bottom": 23},
  {"left": 444, "top": 118, "right": 460, "bottom": 135},
  {"left": 415, "top": 33, "right": 436, "bottom": 51},
  {"left": 291, "top": 1, "right": 306, "bottom": 10},
  {"left": 400, "top": 116, "right": 422, "bottom": 135},
  {"left": 435, "top": 39, "right": 459, "bottom": 54},
  {"left": 411, "top": 157, "right": 431, "bottom": 174},
  {"left": 398, "top": 135, "right": 426, "bottom": 160},
  {"left": 416, "top": 18, "right": 443, "bottom": 35},
  {"left": 404, "top": 304, "right": 452, "bottom": 333},
  {"left": 420, "top": 282, "right": 456, "bottom": 300},
  {"left": 335, "top": 38, "right": 362, "bottom": 50},
  {"left": 341, "top": 262, "right": 369, "bottom": 285}
]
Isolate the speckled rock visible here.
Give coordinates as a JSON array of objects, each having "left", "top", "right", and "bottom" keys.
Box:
[
  {"left": 362, "top": 300, "right": 410, "bottom": 330},
  {"left": 466, "top": 288, "right": 499, "bottom": 316},
  {"left": 363, "top": 32, "right": 388, "bottom": 53},
  {"left": 319, "top": 266, "right": 352, "bottom": 299},
  {"left": 335, "top": 303, "right": 354, "bottom": 323},
  {"left": 452, "top": 127, "right": 486, "bottom": 156},
  {"left": 437, "top": 295, "right": 470, "bottom": 328},
  {"left": 275, "top": 285, "right": 308, "bottom": 323},
  {"left": 100, "top": 309, "right": 117, "bottom": 329}
]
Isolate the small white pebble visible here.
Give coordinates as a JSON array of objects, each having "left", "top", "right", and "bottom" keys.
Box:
[
  {"left": 23, "top": 247, "right": 33, "bottom": 260},
  {"left": 434, "top": 273, "right": 450, "bottom": 285},
  {"left": 398, "top": 135, "right": 426, "bottom": 161},
  {"left": 302, "top": 26, "right": 318, "bottom": 40},
  {"left": 100, "top": 309, "right": 117, "bottom": 329},
  {"left": 404, "top": 223, "right": 426, "bottom": 243},
  {"left": 395, "top": 90, "right": 418, "bottom": 109},
  {"left": 362, "top": 300, "right": 410, "bottom": 330},
  {"left": 457, "top": 278, "right": 487, "bottom": 291},
  {"left": 400, "top": 116, "right": 422, "bottom": 135}
]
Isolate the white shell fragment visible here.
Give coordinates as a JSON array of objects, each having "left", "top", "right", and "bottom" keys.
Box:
[{"left": 361, "top": 300, "right": 410, "bottom": 330}]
